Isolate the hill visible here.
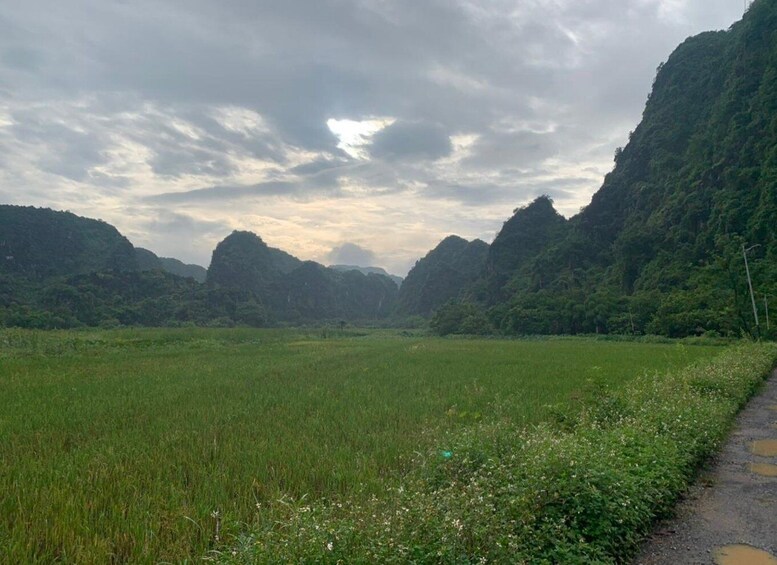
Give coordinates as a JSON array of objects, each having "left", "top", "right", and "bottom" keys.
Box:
[
  {"left": 396, "top": 235, "right": 489, "bottom": 317},
  {"left": 0, "top": 208, "right": 399, "bottom": 328},
  {"left": 158, "top": 257, "right": 207, "bottom": 283},
  {"left": 135, "top": 248, "right": 207, "bottom": 283},
  {"left": 0, "top": 205, "right": 137, "bottom": 279},
  {"left": 207, "top": 231, "right": 398, "bottom": 322},
  {"left": 329, "top": 265, "right": 403, "bottom": 288},
  {"left": 434, "top": 0, "right": 777, "bottom": 338}
]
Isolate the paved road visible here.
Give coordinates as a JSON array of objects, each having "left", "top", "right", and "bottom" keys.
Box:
[{"left": 635, "top": 370, "right": 777, "bottom": 565}]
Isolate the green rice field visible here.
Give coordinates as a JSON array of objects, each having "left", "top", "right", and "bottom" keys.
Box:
[{"left": 0, "top": 328, "right": 722, "bottom": 562}]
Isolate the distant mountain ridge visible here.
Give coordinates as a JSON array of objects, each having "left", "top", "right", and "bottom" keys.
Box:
[
  {"left": 0, "top": 208, "right": 396, "bottom": 327},
  {"left": 329, "top": 265, "right": 403, "bottom": 288},
  {"left": 135, "top": 248, "right": 207, "bottom": 283},
  {"left": 207, "top": 231, "right": 398, "bottom": 322}
]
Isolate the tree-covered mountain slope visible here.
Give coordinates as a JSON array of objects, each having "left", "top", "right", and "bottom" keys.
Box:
[
  {"left": 206, "top": 231, "right": 398, "bottom": 322},
  {"left": 329, "top": 265, "right": 403, "bottom": 288},
  {"left": 0, "top": 208, "right": 397, "bottom": 328},
  {"left": 474, "top": 196, "right": 569, "bottom": 304},
  {"left": 433, "top": 0, "right": 777, "bottom": 338},
  {"left": 396, "top": 235, "right": 489, "bottom": 317},
  {"left": 206, "top": 231, "right": 289, "bottom": 295},
  {"left": 136, "top": 248, "right": 207, "bottom": 283},
  {"left": 158, "top": 257, "right": 207, "bottom": 283},
  {"left": 0, "top": 205, "right": 138, "bottom": 279}
]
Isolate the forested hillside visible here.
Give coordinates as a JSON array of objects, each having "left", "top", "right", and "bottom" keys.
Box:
[
  {"left": 136, "top": 248, "right": 207, "bottom": 283},
  {"left": 396, "top": 235, "right": 489, "bottom": 317},
  {"left": 330, "top": 265, "right": 403, "bottom": 288},
  {"left": 207, "top": 231, "right": 398, "bottom": 322},
  {"left": 427, "top": 0, "right": 777, "bottom": 339},
  {"left": 0, "top": 205, "right": 137, "bottom": 278},
  {"left": 0, "top": 211, "right": 397, "bottom": 328}
]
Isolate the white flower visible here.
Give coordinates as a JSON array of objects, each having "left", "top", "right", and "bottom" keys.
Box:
[{"left": 326, "top": 541, "right": 334, "bottom": 551}]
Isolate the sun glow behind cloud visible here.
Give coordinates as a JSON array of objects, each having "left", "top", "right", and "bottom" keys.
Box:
[{"left": 326, "top": 118, "right": 394, "bottom": 159}]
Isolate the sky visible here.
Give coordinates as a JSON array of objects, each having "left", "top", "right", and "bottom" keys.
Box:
[{"left": 0, "top": 0, "right": 746, "bottom": 275}]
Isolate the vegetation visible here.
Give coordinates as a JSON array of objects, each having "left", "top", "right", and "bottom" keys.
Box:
[
  {"left": 0, "top": 219, "right": 399, "bottom": 329},
  {"left": 329, "top": 264, "right": 403, "bottom": 288},
  {"left": 0, "top": 205, "right": 137, "bottom": 278},
  {"left": 396, "top": 236, "right": 489, "bottom": 318},
  {"left": 207, "top": 231, "right": 399, "bottom": 322},
  {"left": 405, "top": 1, "right": 777, "bottom": 339},
  {"left": 0, "top": 328, "right": 719, "bottom": 562},
  {"left": 224, "top": 342, "right": 777, "bottom": 564},
  {"left": 136, "top": 247, "right": 207, "bottom": 282}
]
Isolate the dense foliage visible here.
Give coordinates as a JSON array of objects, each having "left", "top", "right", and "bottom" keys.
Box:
[
  {"left": 396, "top": 236, "right": 489, "bottom": 317},
  {"left": 427, "top": 1, "right": 777, "bottom": 338},
  {"left": 330, "top": 264, "right": 403, "bottom": 288},
  {"left": 0, "top": 205, "right": 137, "bottom": 278},
  {"left": 207, "top": 231, "right": 398, "bottom": 323},
  {"left": 0, "top": 216, "right": 397, "bottom": 328}
]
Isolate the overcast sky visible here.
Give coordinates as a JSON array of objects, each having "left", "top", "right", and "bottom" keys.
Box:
[{"left": 0, "top": 0, "right": 745, "bottom": 275}]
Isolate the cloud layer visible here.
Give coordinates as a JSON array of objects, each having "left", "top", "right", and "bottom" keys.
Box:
[{"left": 0, "top": 0, "right": 744, "bottom": 274}]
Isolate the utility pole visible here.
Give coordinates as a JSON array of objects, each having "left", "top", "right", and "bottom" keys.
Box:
[
  {"left": 765, "top": 296, "right": 770, "bottom": 331},
  {"left": 742, "top": 243, "right": 760, "bottom": 334}
]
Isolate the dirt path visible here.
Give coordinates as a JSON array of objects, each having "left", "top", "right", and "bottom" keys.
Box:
[{"left": 634, "top": 369, "right": 777, "bottom": 564}]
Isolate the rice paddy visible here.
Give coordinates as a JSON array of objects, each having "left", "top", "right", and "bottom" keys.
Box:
[{"left": 0, "top": 328, "right": 721, "bottom": 562}]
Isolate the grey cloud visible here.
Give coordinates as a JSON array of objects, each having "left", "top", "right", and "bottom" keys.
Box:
[
  {"left": 289, "top": 158, "right": 350, "bottom": 176},
  {"left": 126, "top": 109, "right": 287, "bottom": 179},
  {"left": 463, "top": 130, "right": 559, "bottom": 170},
  {"left": 425, "top": 175, "right": 595, "bottom": 207},
  {"left": 147, "top": 181, "right": 302, "bottom": 203},
  {"left": 0, "top": 0, "right": 746, "bottom": 268},
  {"left": 370, "top": 121, "right": 452, "bottom": 162},
  {"left": 143, "top": 210, "right": 228, "bottom": 236},
  {"left": 10, "top": 118, "right": 107, "bottom": 181},
  {"left": 327, "top": 243, "right": 377, "bottom": 267},
  {"left": 2, "top": 47, "right": 44, "bottom": 72},
  {"left": 150, "top": 146, "right": 235, "bottom": 178}
]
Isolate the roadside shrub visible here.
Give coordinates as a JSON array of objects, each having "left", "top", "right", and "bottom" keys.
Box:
[{"left": 218, "top": 343, "right": 777, "bottom": 564}]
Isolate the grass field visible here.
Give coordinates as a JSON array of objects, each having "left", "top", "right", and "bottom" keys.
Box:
[{"left": 0, "top": 328, "right": 721, "bottom": 562}]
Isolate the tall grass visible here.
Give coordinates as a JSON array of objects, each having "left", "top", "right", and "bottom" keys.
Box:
[
  {"left": 0, "top": 328, "right": 719, "bottom": 562},
  {"left": 223, "top": 343, "right": 776, "bottom": 564}
]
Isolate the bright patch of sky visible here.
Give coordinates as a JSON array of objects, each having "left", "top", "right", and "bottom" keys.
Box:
[{"left": 326, "top": 118, "right": 394, "bottom": 159}]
